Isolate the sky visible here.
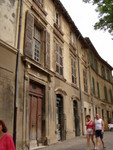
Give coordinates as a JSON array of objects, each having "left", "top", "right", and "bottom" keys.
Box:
[{"left": 60, "top": 0, "right": 113, "bottom": 69}]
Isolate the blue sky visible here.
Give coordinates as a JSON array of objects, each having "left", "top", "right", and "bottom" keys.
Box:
[{"left": 60, "top": 0, "right": 113, "bottom": 69}]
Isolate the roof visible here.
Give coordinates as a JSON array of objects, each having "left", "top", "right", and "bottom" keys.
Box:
[
  {"left": 85, "top": 37, "right": 113, "bottom": 70},
  {"left": 52, "top": 0, "right": 113, "bottom": 70},
  {"left": 52, "top": 0, "right": 88, "bottom": 48}
]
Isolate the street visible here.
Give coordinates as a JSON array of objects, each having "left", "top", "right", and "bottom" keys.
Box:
[{"left": 38, "top": 131, "right": 113, "bottom": 150}]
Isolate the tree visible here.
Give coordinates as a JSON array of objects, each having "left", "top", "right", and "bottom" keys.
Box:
[{"left": 83, "top": 0, "right": 113, "bottom": 36}]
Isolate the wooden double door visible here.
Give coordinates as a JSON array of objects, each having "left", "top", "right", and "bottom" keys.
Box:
[{"left": 29, "top": 81, "right": 44, "bottom": 144}]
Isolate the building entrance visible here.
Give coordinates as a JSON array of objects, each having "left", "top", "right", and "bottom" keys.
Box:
[
  {"left": 73, "top": 101, "right": 80, "bottom": 136},
  {"left": 29, "top": 81, "right": 44, "bottom": 146},
  {"left": 56, "top": 94, "right": 66, "bottom": 141}
]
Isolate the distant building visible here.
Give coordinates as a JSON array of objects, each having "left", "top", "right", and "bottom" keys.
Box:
[{"left": 0, "top": 0, "right": 113, "bottom": 149}]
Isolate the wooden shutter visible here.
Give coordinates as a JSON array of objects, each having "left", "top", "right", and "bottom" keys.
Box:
[
  {"left": 24, "top": 11, "right": 34, "bottom": 58},
  {"left": 104, "top": 86, "right": 108, "bottom": 101},
  {"left": 92, "top": 77, "right": 95, "bottom": 95},
  {"left": 44, "top": 31, "right": 50, "bottom": 69},
  {"left": 109, "top": 89, "right": 112, "bottom": 102},
  {"left": 97, "top": 82, "right": 100, "bottom": 98}
]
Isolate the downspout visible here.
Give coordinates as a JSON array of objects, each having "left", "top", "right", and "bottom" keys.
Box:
[
  {"left": 87, "top": 49, "right": 94, "bottom": 119},
  {"left": 76, "top": 35, "right": 84, "bottom": 135},
  {"left": 13, "top": 0, "right": 23, "bottom": 147}
]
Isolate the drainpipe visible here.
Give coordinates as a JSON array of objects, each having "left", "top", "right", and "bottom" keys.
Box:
[
  {"left": 87, "top": 49, "right": 94, "bottom": 119},
  {"left": 76, "top": 35, "right": 84, "bottom": 135},
  {"left": 13, "top": 0, "right": 23, "bottom": 147}
]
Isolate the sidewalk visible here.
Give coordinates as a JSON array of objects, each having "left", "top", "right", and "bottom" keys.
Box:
[
  {"left": 36, "top": 131, "right": 113, "bottom": 150},
  {"left": 36, "top": 136, "right": 87, "bottom": 150}
]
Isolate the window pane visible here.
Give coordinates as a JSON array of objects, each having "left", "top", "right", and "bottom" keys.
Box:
[
  {"left": 71, "top": 58, "right": 76, "bottom": 85},
  {"left": 59, "top": 47, "right": 62, "bottom": 55},
  {"left": 56, "top": 53, "right": 58, "bottom": 63},
  {"left": 60, "top": 57, "right": 63, "bottom": 65},
  {"left": 55, "top": 42, "right": 63, "bottom": 76},
  {"left": 56, "top": 64, "right": 59, "bottom": 73},
  {"left": 56, "top": 13, "right": 59, "bottom": 25},
  {"left": 36, "top": 0, "right": 42, "bottom": 5},
  {"left": 34, "top": 26, "right": 40, "bottom": 40},
  {"left": 60, "top": 67, "right": 63, "bottom": 76},
  {"left": 34, "top": 39, "right": 40, "bottom": 62},
  {"left": 56, "top": 43, "right": 58, "bottom": 52}
]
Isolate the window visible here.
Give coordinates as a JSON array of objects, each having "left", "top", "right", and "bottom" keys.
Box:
[
  {"left": 102, "top": 109, "right": 104, "bottom": 120},
  {"left": 33, "top": 26, "right": 41, "bottom": 62},
  {"left": 24, "top": 11, "right": 50, "bottom": 67},
  {"left": 55, "top": 12, "right": 60, "bottom": 27},
  {"left": 71, "top": 57, "right": 76, "bottom": 85},
  {"left": 44, "top": 31, "right": 50, "bottom": 69},
  {"left": 107, "top": 111, "right": 109, "bottom": 123},
  {"left": 101, "top": 65, "right": 106, "bottom": 79},
  {"left": 94, "top": 58, "right": 98, "bottom": 73},
  {"left": 97, "top": 82, "right": 100, "bottom": 98},
  {"left": 92, "top": 77, "right": 95, "bottom": 96},
  {"left": 83, "top": 70, "right": 88, "bottom": 92},
  {"left": 84, "top": 108, "right": 86, "bottom": 119},
  {"left": 70, "top": 32, "right": 74, "bottom": 45},
  {"left": 95, "top": 107, "right": 97, "bottom": 114},
  {"left": 107, "top": 69, "right": 110, "bottom": 81},
  {"left": 104, "top": 86, "right": 108, "bottom": 101},
  {"left": 109, "top": 89, "right": 113, "bottom": 103},
  {"left": 55, "top": 42, "right": 63, "bottom": 76},
  {"left": 36, "top": 0, "right": 42, "bottom": 6},
  {"left": 89, "top": 51, "right": 93, "bottom": 67},
  {"left": 89, "top": 109, "right": 91, "bottom": 115}
]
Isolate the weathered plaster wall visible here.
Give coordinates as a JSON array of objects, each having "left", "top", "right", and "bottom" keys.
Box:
[
  {"left": 0, "top": 42, "right": 16, "bottom": 134},
  {"left": 0, "top": 0, "right": 18, "bottom": 47}
]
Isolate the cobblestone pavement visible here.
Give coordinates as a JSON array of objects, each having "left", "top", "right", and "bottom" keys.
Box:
[{"left": 38, "top": 131, "right": 113, "bottom": 150}]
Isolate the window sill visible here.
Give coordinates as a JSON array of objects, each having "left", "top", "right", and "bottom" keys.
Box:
[
  {"left": 32, "top": 0, "right": 47, "bottom": 16},
  {"left": 55, "top": 73, "right": 66, "bottom": 82},
  {"left": 54, "top": 23, "right": 64, "bottom": 36},
  {"left": 71, "top": 83, "right": 78, "bottom": 90}
]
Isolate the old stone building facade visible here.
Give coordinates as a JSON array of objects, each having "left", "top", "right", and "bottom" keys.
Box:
[{"left": 0, "top": 0, "right": 113, "bottom": 149}]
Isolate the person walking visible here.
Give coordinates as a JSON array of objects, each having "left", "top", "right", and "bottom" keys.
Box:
[
  {"left": 86, "top": 114, "right": 95, "bottom": 150},
  {"left": 94, "top": 114, "right": 106, "bottom": 150},
  {"left": 0, "top": 120, "right": 15, "bottom": 150}
]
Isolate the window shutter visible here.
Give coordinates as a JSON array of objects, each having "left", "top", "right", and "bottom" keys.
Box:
[
  {"left": 24, "top": 11, "right": 34, "bottom": 58},
  {"left": 109, "top": 89, "right": 112, "bottom": 102},
  {"left": 97, "top": 82, "right": 100, "bottom": 98},
  {"left": 104, "top": 86, "right": 108, "bottom": 101},
  {"left": 44, "top": 31, "right": 50, "bottom": 69},
  {"left": 92, "top": 77, "right": 95, "bottom": 95}
]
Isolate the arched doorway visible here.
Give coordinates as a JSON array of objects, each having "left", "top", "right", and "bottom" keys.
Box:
[
  {"left": 56, "top": 94, "right": 65, "bottom": 141},
  {"left": 73, "top": 100, "right": 80, "bottom": 136}
]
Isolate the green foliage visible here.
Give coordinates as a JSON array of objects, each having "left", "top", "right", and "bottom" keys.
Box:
[{"left": 83, "top": 0, "right": 113, "bottom": 35}]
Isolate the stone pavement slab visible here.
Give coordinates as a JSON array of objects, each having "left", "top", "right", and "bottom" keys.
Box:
[{"left": 36, "top": 131, "right": 113, "bottom": 150}]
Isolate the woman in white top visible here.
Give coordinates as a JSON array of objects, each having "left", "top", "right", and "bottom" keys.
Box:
[{"left": 94, "top": 114, "right": 106, "bottom": 150}]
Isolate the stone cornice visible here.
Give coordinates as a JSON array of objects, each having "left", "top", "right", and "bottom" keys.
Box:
[{"left": 0, "top": 39, "right": 17, "bottom": 54}]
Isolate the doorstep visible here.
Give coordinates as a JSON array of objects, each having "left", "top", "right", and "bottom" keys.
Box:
[{"left": 30, "top": 146, "right": 46, "bottom": 150}]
